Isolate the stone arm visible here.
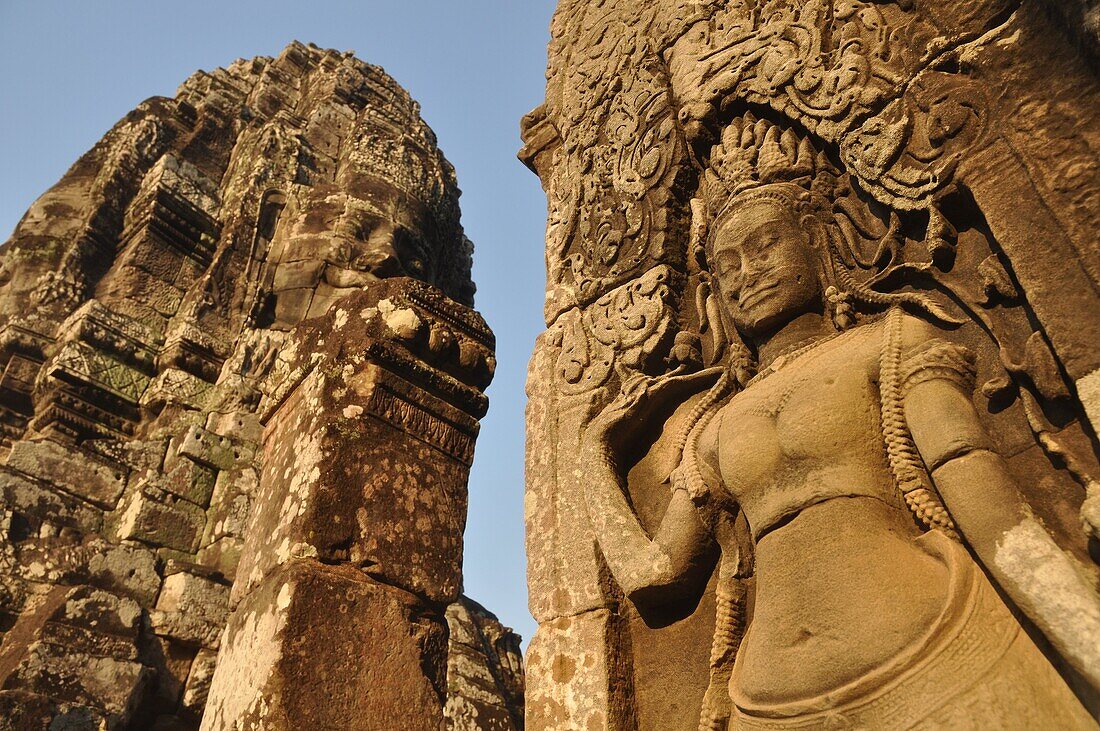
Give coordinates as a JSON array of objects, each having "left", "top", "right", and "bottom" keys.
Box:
[
  {"left": 904, "top": 378, "right": 1100, "bottom": 692},
  {"left": 581, "top": 372, "right": 721, "bottom": 609}
]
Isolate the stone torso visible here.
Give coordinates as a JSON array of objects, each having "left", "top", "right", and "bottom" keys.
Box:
[
  {"left": 712, "top": 323, "right": 897, "bottom": 540},
  {"left": 701, "top": 318, "right": 952, "bottom": 707}
]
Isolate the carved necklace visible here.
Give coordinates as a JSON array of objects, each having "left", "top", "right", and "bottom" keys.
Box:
[{"left": 746, "top": 330, "right": 842, "bottom": 388}]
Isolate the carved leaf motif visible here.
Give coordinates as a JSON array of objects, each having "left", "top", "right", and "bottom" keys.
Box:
[
  {"left": 541, "top": 3, "right": 695, "bottom": 310},
  {"left": 552, "top": 267, "right": 680, "bottom": 394},
  {"left": 553, "top": 309, "right": 613, "bottom": 395},
  {"left": 663, "top": 1, "right": 1007, "bottom": 209},
  {"left": 1020, "top": 332, "right": 1071, "bottom": 401},
  {"left": 841, "top": 74, "right": 987, "bottom": 209},
  {"left": 637, "top": 147, "right": 662, "bottom": 180},
  {"left": 50, "top": 342, "right": 150, "bottom": 403},
  {"left": 586, "top": 266, "right": 678, "bottom": 372}
]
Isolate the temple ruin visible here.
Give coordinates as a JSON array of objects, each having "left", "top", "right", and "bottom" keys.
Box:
[
  {"left": 3, "top": 1, "right": 1100, "bottom": 729},
  {"left": 0, "top": 42, "right": 521, "bottom": 730}
]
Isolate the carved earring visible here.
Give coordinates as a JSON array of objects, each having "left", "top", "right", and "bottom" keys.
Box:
[{"left": 826, "top": 285, "right": 855, "bottom": 331}]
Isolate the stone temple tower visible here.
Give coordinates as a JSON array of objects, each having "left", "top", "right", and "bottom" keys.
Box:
[{"left": 0, "top": 42, "right": 522, "bottom": 729}]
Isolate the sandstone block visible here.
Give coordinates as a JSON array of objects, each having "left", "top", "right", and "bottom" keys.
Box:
[
  {"left": 3, "top": 641, "right": 149, "bottom": 723},
  {"left": 181, "top": 647, "right": 218, "bottom": 716},
  {"left": 200, "top": 468, "right": 255, "bottom": 547},
  {"left": 161, "top": 458, "right": 216, "bottom": 507},
  {"left": 148, "top": 610, "right": 223, "bottom": 649},
  {"left": 524, "top": 383, "right": 613, "bottom": 621},
  {"left": 205, "top": 409, "right": 263, "bottom": 445},
  {"left": 141, "top": 367, "right": 213, "bottom": 412},
  {"left": 7, "top": 439, "right": 126, "bottom": 509},
  {"left": 444, "top": 597, "right": 525, "bottom": 731},
  {"left": 196, "top": 537, "right": 243, "bottom": 582},
  {"left": 115, "top": 484, "right": 205, "bottom": 553},
  {"left": 0, "top": 690, "right": 62, "bottom": 731},
  {"left": 202, "top": 560, "right": 447, "bottom": 731},
  {"left": 235, "top": 364, "right": 473, "bottom": 606},
  {"left": 38, "top": 621, "right": 139, "bottom": 662},
  {"left": 54, "top": 586, "right": 141, "bottom": 635},
  {"left": 524, "top": 611, "right": 619, "bottom": 731},
  {"left": 126, "top": 237, "right": 186, "bottom": 282},
  {"left": 155, "top": 572, "right": 229, "bottom": 627},
  {"left": 177, "top": 424, "right": 236, "bottom": 471},
  {"left": 4, "top": 539, "right": 160, "bottom": 608},
  {"left": 0, "top": 587, "right": 147, "bottom": 726},
  {"left": 272, "top": 258, "right": 324, "bottom": 290},
  {"left": 0, "top": 466, "right": 102, "bottom": 536},
  {"left": 273, "top": 287, "right": 315, "bottom": 326},
  {"left": 85, "top": 543, "right": 161, "bottom": 608},
  {"left": 85, "top": 437, "right": 168, "bottom": 474},
  {"left": 143, "top": 633, "right": 198, "bottom": 716}
]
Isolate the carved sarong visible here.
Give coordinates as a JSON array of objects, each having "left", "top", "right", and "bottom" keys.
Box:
[{"left": 731, "top": 530, "right": 1096, "bottom": 729}]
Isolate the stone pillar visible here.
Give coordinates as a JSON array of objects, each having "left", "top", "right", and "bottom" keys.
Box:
[
  {"left": 201, "top": 278, "right": 494, "bottom": 730},
  {"left": 522, "top": 269, "right": 685, "bottom": 731}
]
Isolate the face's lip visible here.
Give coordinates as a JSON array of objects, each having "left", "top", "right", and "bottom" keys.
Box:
[{"left": 738, "top": 281, "right": 779, "bottom": 309}]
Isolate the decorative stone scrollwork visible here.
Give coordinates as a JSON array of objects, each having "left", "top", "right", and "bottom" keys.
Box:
[
  {"left": 587, "top": 265, "right": 680, "bottom": 372},
  {"left": 550, "top": 309, "right": 613, "bottom": 395},
  {"left": 842, "top": 72, "right": 989, "bottom": 209},
  {"left": 552, "top": 265, "right": 681, "bottom": 395}
]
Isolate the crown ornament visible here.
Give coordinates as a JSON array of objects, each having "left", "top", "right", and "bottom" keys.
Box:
[{"left": 703, "top": 113, "right": 831, "bottom": 199}]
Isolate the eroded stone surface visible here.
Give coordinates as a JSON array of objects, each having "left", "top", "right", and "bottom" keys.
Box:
[
  {"left": 203, "top": 560, "right": 449, "bottom": 731},
  {"left": 205, "top": 274, "right": 522, "bottom": 728},
  {"left": 523, "top": 2, "right": 1100, "bottom": 728},
  {"left": 445, "top": 596, "right": 525, "bottom": 731},
  {"left": 233, "top": 281, "right": 492, "bottom": 611}
]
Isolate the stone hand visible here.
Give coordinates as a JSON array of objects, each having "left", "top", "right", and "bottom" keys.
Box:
[{"left": 595, "top": 367, "right": 723, "bottom": 435}]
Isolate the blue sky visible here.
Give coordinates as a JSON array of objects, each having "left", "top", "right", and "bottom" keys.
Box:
[{"left": 0, "top": 1, "right": 556, "bottom": 645}]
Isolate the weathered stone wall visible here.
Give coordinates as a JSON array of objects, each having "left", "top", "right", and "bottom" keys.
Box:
[
  {"left": 521, "top": 2, "right": 1100, "bottom": 728},
  {"left": 446, "top": 596, "right": 525, "bottom": 731},
  {"left": 0, "top": 42, "right": 522, "bottom": 729}
]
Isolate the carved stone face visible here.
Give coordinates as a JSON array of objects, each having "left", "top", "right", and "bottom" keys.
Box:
[
  {"left": 708, "top": 198, "right": 823, "bottom": 339},
  {"left": 266, "top": 183, "right": 437, "bottom": 329}
]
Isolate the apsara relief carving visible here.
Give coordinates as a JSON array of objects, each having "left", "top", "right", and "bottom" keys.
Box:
[{"left": 523, "top": 1, "right": 1100, "bottom": 728}]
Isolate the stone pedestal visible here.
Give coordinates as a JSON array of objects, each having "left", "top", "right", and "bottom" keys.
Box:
[
  {"left": 200, "top": 561, "right": 448, "bottom": 730},
  {"left": 202, "top": 279, "right": 494, "bottom": 730}
]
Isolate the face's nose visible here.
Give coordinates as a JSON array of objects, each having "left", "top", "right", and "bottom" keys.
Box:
[
  {"left": 741, "top": 250, "right": 782, "bottom": 293},
  {"left": 355, "top": 239, "right": 405, "bottom": 278},
  {"left": 737, "top": 264, "right": 762, "bottom": 296},
  {"left": 338, "top": 215, "right": 406, "bottom": 278}
]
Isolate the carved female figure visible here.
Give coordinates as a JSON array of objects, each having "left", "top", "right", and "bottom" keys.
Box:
[{"left": 584, "top": 116, "right": 1100, "bottom": 729}]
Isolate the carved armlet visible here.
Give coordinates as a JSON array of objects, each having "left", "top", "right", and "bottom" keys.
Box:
[{"left": 899, "top": 339, "right": 977, "bottom": 398}]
